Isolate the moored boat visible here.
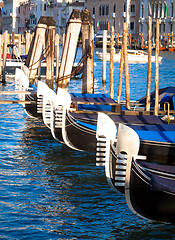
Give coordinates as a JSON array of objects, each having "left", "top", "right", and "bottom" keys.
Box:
[
  {"left": 96, "top": 49, "right": 163, "bottom": 63},
  {"left": 103, "top": 122, "right": 175, "bottom": 222}
]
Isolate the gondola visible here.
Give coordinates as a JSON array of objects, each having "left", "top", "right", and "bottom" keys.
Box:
[
  {"left": 15, "top": 68, "right": 55, "bottom": 119},
  {"left": 105, "top": 123, "right": 175, "bottom": 222},
  {"left": 97, "top": 112, "right": 175, "bottom": 167},
  {"left": 50, "top": 84, "right": 175, "bottom": 153},
  {"left": 49, "top": 89, "right": 117, "bottom": 147},
  {"left": 50, "top": 85, "right": 174, "bottom": 154},
  {"left": 138, "top": 86, "right": 175, "bottom": 110}
]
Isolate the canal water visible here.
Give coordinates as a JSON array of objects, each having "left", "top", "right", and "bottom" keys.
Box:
[{"left": 0, "top": 51, "right": 175, "bottom": 239}]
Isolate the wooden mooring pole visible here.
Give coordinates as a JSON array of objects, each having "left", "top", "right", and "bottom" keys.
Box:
[
  {"left": 123, "top": 22, "right": 130, "bottom": 110},
  {"left": 154, "top": 19, "right": 160, "bottom": 116},
  {"left": 18, "top": 34, "right": 21, "bottom": 56},
  {"left": 146, "top": 16, "right": 152, "bottom": 111},
  {"left": 58, "top": 9, "right": 81, "bottom": 90},
  {"left": 81, "top": 9, "right": 94, "bottom": 93},
  {"left": 0, "top": 35, "right": 2, "bottom": 78},
  {"left": 117, "top": 47, "right": 124, "bottom": 103},
  {"left": 25, "top": 16, "right": 47, "bottom": 83},
  {"left": 110, "top": 26, "right": 114, "bottom": 99},
  {"left": 102, "top": 30, "right": 107, "bottom": 86},
  {"left": 25, "top": 32, "right": 31, "bottom": 55},
  {"left": 45, "top": 18, "right": 56, "bottom": 89},
  {"left": 2, "top": 30, "right": 8, "bottom": 82},
  {"left": 55, "top": 34, "right": 59, "bottom": 84}
]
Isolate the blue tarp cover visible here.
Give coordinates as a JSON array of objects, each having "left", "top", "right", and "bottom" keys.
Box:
[{"left": 151, "top": 174, "right": 175, "bottom": 193}]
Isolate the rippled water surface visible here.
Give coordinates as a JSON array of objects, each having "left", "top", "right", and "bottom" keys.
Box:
[{"left": 0, "top": 50, "right": 175, "bottom": 239}]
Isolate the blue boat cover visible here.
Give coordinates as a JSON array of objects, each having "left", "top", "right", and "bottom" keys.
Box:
[
  {"left": 29, "top": 84, "right": 37, "bottom": 91},
  {"left": 70, "top": 93, "right": 110, "bottom": 98},
  {"left": 138, "top": 160, "right": 175, "bottom": 174},
  {"left": 110, "top": 115, "right": 165, "bottom": 125},
  {"left": 150, "top": 174, "right": 175, "bottom": 194},
  {"left": 77, "top": 120, "right": 97, "bottom": 131},
  {"left": 138, "top": 86, "right": 175, "bottom": 110},
  {"left": 130, "top": 124, "right": 175, "bottom": 143},
  {"left": 72, "top": 112, "right": 175, "bottom": 144},
  {"left": 70, "top": 93, "right": 116, "bottom": 111}
]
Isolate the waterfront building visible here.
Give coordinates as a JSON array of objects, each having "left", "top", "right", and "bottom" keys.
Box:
[
  {"left": 2, "top": 0, "right": 26, "bottom": 33},
  {"left": 139, "top": 0, "right": 175, "bottom": 44},
  {"left": 2, "top": 0, "right": 84, "bottom": 35},
  {"left": 57, "top": 1, "right": 84, "bottom": 36},
  {"left": 0, "top": 2, "right": 3, "bottom": 33},
  {"left": 27, "top": 0, "right": 58, "bottom": 33},
  {"left": 18, "top": 1, "right": 30, "bottom": 34},
  {"left": 85, "top": 0, "right": 141, "bottom": 41}
]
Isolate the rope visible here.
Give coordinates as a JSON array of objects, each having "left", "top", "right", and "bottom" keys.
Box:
[
  {"left": 28, "top": 45, "right": 51, "bottom": 70},
  {"left": 56, "top": 45, "right": 91, "bottom": 83}
]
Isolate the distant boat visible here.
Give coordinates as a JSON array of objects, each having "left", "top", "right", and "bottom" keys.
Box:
[
  {"left": 96, "top": 49, "right": 163, "bottom": 63},
  {"left": 4, "top": 44, "right": 83, "bottom": 76}
]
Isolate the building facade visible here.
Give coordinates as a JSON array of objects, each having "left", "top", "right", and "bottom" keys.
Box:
[
  {"left": 85, "top": 0, "right": 140, "bottom": 40},
  {"left": 18, "top": 1, "right": 30, "bottom": 34},
  {"left": 2, "top": 0, "right": 84, "bottom": 35},
  {"left": 57, "top": 1, "right": 84, "bottom": 36},
  {"left": 2, "top": 0, "right": 26, "bottom": 33},
  {"left": 139, "top": 0, "right": 175, "bottom": 43}
]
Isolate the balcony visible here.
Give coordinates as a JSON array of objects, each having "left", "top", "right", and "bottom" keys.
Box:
[{"left": 130, "top": 12, "right": 136, "bottom": 17}]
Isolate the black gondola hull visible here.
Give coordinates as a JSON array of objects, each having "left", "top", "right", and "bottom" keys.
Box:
[
  {"left": 127, "top": 161, "right": 175, "bottom": 222},
  {"left": 64, "top": 111, "right": 97, "bottom": 152}
]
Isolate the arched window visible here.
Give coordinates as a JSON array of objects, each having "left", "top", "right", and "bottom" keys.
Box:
[
  {"left": 156, "top": 4, "right": 158, "bottom": 18},
  {"left": 171, "top": 2, "right": 174, "bottom": 17},
  {"left": 152, "top": 4, "right": 154, "bottom": 18},
  {"left": 141, "top": 4, "right": 144, "bottom": 18},
  {"left": 160, "top": 3, "right": 162, "bottom": 17},
  {"left": 124, "top": 2, "right": 127, "bottom": 12}
]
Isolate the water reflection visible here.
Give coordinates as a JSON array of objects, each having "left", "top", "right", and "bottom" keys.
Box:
[{"left": 0, "top": 55, "right": 175, "bottom": 239}]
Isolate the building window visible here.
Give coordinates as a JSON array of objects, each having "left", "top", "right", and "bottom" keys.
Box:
[
  {"left": 160, "top": 3, "right": 162, "bottom": 17},
  {"left": 152, "top": 4, "right": 154, "bottom": 18},
  {"left": 156, "top": 4, "right": 158, "bottom": 18},
  {"left": 164, "top": 3, "right": 166, "bottom": 17},
  {"left": 99, "top": 5, "right": 109, "bottom": 16},
  {"left": 113, "top": 4, "right": 116, "bottom": 13},
  {"left": 163, "top": 23, "right": 165, "bottom": 32},
  {"left": 141, "top": 5, "right": 144, "bottom": 18},
  {"left": 106, "top": 5, "right": 109, "bottom": 15},
  {"left": 44, "top": 3, "right": 46, "bottom": 11},
  {"left": 102, "top": 5, "right": 105, "bottom": 15},
  {"left": 170, "top": 23, "right": 173, "bottom": 32},
  {"left": 141, "top": 23, "right": 143, "bottom": 32},
  {"left": 131, "top": 4, "right": 135, "bottom": 13},
  {"left": 99, "top": 6, "right": 101, "bottom": 16},
  {"left": 93, "top": 7, "right": 95, "bottom": 14},
  {"left": 124, "top": 3, "right": 127, "bottom": 12},
  {"left": 130, "top": 22, "right": 134, "bottom": 30},
  {"left": 171, "top": 2, "right": 174, "bottom": 17}
]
